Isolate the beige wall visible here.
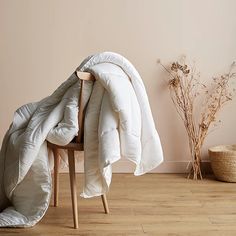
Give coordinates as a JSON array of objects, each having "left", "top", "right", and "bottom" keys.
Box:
[{"left": 1, "top": 0, "right": 236, "bottom": 172}]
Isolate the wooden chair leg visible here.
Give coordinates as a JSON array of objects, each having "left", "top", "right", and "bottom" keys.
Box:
[
  {"left": 53, "top": 148, "right": 60, "bottom": 207},
  {"left": 68, "top": 150, "right": 79, "bottom": 229},
  {"left": 101, "top": 194, "right": 109, "bottom": 214}
]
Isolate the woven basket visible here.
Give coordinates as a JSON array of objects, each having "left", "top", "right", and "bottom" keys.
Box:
[{"left": 209, "top": 145, "right": 236, "bottom": 182}]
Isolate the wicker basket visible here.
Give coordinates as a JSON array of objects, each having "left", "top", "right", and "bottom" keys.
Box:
[{"left": 209, "top": 145, "right": 236, "bottom": 182}]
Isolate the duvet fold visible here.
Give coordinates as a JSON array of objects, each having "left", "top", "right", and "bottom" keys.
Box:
[{"left": 0, "top": 52, "right": 163, "bottom": 227}]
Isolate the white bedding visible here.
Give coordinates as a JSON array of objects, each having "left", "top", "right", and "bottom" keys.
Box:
[{"left": 0, "top": 52, "right": 163, "bottom": 227}]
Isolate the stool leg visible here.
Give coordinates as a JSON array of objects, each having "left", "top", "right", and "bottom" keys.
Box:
[
  {"left": 53, "top": 148, "right": 60, "bottom": 207},
  {"left": 101, "top": 194, "right": 109, "bottom": 214},
  {"left": 68, "top": 150, "right": 79, "bottom": 229}
]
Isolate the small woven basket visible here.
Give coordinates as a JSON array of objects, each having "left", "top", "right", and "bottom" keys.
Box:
[{"left": 209, "top": 145, "right": 236, "bottom": 182}]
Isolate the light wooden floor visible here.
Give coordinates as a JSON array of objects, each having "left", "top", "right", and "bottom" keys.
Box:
[{"left": 1, "top": 173, "right": 236, "bottom": 236}]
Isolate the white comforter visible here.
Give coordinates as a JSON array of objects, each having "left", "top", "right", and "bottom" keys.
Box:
[{"left": 0, "top": 52, "right": 163, "bottom": 227}]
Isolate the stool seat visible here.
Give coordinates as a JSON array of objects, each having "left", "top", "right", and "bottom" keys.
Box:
[{"left": 48, "top": 141, "right": 84, "bottom": 151}]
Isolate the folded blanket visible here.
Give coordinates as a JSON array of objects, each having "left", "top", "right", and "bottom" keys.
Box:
[{"left": 0, "top": 52, "right": 163, "bottom": 227}]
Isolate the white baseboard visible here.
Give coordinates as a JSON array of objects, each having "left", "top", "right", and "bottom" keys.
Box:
[{"left": 58, "top": 160, "right": 211, "bottom": 174}]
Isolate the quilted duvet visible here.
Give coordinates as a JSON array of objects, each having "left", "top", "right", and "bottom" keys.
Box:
[{"left": 0, "top": 52, "right": 163, "bottom": 227}]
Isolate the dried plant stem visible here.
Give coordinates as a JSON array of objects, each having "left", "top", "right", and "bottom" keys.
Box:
[{"left": 158, "top": 59, "right": 236, "bottom": 180}]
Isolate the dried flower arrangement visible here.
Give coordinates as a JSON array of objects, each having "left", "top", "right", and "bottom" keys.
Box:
[{"left": 157, "top": 58, "right": 236, "bottom": 180}]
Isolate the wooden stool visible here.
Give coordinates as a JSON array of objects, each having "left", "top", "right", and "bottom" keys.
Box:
[{"left": 47, "top": 71, "right": 109, "bottom": 229}]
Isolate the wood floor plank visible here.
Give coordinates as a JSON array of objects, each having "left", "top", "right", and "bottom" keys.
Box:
[{"left": 1, "top": 173, "right": 236, "bottom": 235}]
